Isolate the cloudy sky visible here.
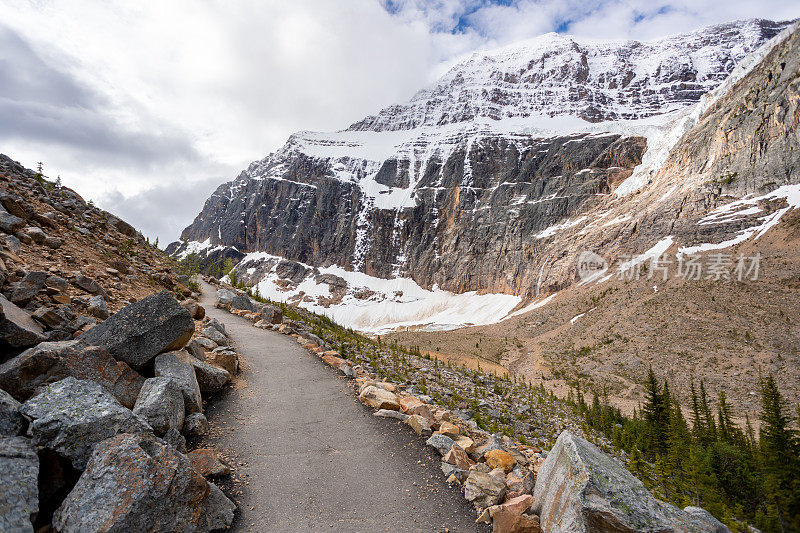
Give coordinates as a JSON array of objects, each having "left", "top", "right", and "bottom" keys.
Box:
[{"left": 1, "top": 0, "right": 798, "bottom": 244}]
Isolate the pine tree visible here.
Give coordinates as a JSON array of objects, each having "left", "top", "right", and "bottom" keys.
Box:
[
  {"left": 642, "top": 367, "right": 668, "bottom": 457},
  {"left": 759, "top": 374, "right": 800, "bottom": 531},
  {"left": 699, "top": 380, "right": 717, "bottom": 445},
  {"left": 717, "top": 391, "right": 734, "bottom": 443}
]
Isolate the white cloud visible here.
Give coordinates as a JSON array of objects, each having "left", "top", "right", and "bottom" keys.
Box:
[{"left": 0, "top": 0, "right": 797, "bottom": 243}]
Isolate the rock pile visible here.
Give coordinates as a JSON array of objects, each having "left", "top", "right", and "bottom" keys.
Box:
[{"left": 0, "top": 157, "right": 240, "bottom": 532}]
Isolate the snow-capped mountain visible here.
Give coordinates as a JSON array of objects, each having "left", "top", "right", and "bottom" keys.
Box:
[
  {"left": 169, "top": 19, "right": 799, "bottom": 333},
  {"left": 350, "top": 19, "right": 786, "bottom": 129}
]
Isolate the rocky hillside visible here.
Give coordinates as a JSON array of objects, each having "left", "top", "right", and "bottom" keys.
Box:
[{"left": 0, "top": 157, "right": 244, "bottom": 531}]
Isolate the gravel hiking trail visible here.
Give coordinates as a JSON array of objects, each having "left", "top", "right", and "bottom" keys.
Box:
[{"left": 199, "top": 282, "right": 488, "bottom": 532}]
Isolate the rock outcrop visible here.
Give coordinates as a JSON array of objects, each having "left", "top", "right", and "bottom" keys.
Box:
[{"left": 532, "top": 431, "right": 729, "bottom": 533}]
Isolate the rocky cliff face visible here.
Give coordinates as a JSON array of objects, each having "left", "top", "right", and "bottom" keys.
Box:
[{"left": 171, "top": 19, "right": 797, "bottom": 331}]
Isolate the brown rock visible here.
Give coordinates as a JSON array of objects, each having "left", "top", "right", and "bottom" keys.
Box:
[
  {"left": 399, "top": 396, "right": 433, "bottom": 419},
  {"left": 437, "top": 421, "right": 460, "bottom": 437},
  {"left": 485, "top": 449, "right": 516, "bottom": 473},
  {"left": 358, "top": 385, "right": 400, "bottom": 411},
  {"left": 187, "top": 448, "right": 230, "bottom": 477},
  {"left": 0, "top": 340, "right": 144, "bottom": 408},
  {"left": 454, "top": 435, "right": 476, "bottom": 454},
  {"left": 443, "top": 444, "right": 473, "bottom": 470},
  {"left": 406, "top": 414, "right": 432, "bottom": 436}
]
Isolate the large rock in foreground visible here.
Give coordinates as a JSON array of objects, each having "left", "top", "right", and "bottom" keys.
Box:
[
  {"left": 532, "top": 431, "right": 729, "bottom": 533},
  {"left": 0, "top": 436, "right": 39, "bottom": 533},
  {"left": 0, "top": 388, "right": 24, "bottom": 436},
  {"left": 53, "top": 433, "right": 235, "bottom": 533},
  {"left": 0, "top": 340, "right": 144, "bottom": 408},
  {"left": 79, "top": 290, "right": 194, "bottom": 370},
  {"left": 19, "top": 377, "right": 152, "bottom": 470}
]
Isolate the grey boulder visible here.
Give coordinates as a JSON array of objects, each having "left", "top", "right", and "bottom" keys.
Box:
[
  {"left": 259, "top": 304, "right": 282, "bottom": 324},
  {"left": 80, "top": 290, "right": 194, "bottom": 370},
  {"left": 0, "top": 436, "right": 39, "bottom": 533},
  {"left": 201, "top": 326, "right": 228, "bottom": 346},
  {"left": 154, "top": 352, "right": 203, "bottom": 414},
  {"left": 206, "top": 318, "right": 226, "bottom": 336},
  {"left": 185, "top": 338, "right": 206, "bottom": 360},
  {"left": 215, "top": 289, "right": 235, "bottom": 307},
  {"left": 183, "top": 412, "right": 210, "bottom": 437},
  {"left": 532, "top": 431, "right": 729, "bottom": 533},
  {"left": 426, "top": 433, "right": 456, "bottom": 456},
  {"left": 132, "top": 377, "right": 185, "bottom": 437},
  {"left": 230, "top": 293, "right": 254, "bottom": 311},
  {"left": 19, "top": 377, "right": 152, "bottom": 470},
  {"left": 52, "top": 433, "right": 235, "bottom": 533},
  {"left": 0, "top": 388, "right": 24, "bottom": 436}
]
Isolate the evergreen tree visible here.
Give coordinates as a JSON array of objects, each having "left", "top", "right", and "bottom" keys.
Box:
[
  {"left": 641, "top": 367, "right": 669, "bottom": 457},
  {"left": 759, "top": 374, "right": 800, "bottom": 531},
  {"left": 699, "top": 380, "right": 717, "bottom": 445}
]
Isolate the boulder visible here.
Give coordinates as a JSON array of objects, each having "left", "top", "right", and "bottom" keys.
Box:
[
  {"left": 154, "top": 352, "right": 203, "bottom": 414},
  {"left": 486, "top": 449, "right": 516, "bottom": 473},
  {"left": 10, "top": 271, "right": 48, "bottom": 305},
  {"left": 0, "top": 388, "right": 24, "bottom": 436},
  {"left": 230, "top": 293, "right": 254, "bottom": 311},
  {"left": 532, "top": 431, "right": 729, "bottom": 533},
  {"left": 187, "top": 448, "right": 230, "bottom": 477},
  {"left": 31, "top": 305, "right": 75, "bottom": 330},
  {"left": 175, "top": 351, "right": 230, "bottom": 394},
  {"left": 441, "top": 462, "right": 469, "bottom": 483},
  {"left": 475, "top": 435, "right": 506, "bottom": 459},
  {"left": 205, "top": 350, "right": 238, "bottom": 375},
  {"left": 464, "top": 468, "right": 507, "bottom": 511},
  {"left": 683, "top": 507, "right": 731, "bottom": 533},
  {"left": 87, "top": 295, "right": 109, "bottom": 319},
  {"left": 19, "top": 377, "right": 151, "bottom": 470},
  {"left": 426, "top": 433, "right": 455, "bottom": 456},
  {"left": 259, "top": 304, "right": 282, "bottom": 324},
  {"left": 443, "top": 444, "right": 473, "bottom": 470},
  {"left": 399, "top": 396, "right": 434, "bottom": 419},
  {"left": 0, "top": 340, "right": 144, "bottom": 408},
  {"left": 0, "top": 436, "right": 39, "bottom": 533},
  {"left": 407, "top": 414, "right": 432, "bottom": 436},
  {"left": 206, "top": 318, "right": 226, "bottom": 336},
  {"left": 0, "top": 295, "right": 45, "bottom": 353},
  {"left": 185, "top": 339, "right": 206, "bottom": 361},
  {"left": 195, "top": 337, "right": 217, "bottom": 351},
  {"left": 201, "top": 326, "right": 228, "bottom": 346},
  {"left": 454, "top": 435, "right": 476, "bottom": 454},
  {"left": 22, "top": 226, "right": 46, "bottom": 244},
  {"left": 182, "top": 300, "right": 205, "bottom": 320},
  {"left": 80, "top": 290, "right": 194, "bottom": 370},
  {"left": 132, "top": 378, "right": 185, "bottom": 436},
  {"left": 358, "top": 385, "right": 400, "bottom": 410},
  {"left": 437, "top": 421, "right": 460, "bottom": 437},
  {"left": 183, "top": 412, "right": 210, "bottom": 437},
  {"left": 0, "top": 206, "right": 25, "bottom": 234},
  {"left": 215, "top": 289, "right": 235, "bottom": 307},
  {"left": 52, "top": 433, "right": 235, "bottom": 532},
  {"left": 478, "top": 495, "right": 539, "bottom": 533}
]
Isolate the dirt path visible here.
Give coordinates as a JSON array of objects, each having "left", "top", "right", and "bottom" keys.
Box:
[{"left": 198, "top": 282, "right": 487, "bottom": 532}]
